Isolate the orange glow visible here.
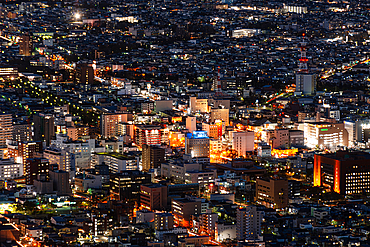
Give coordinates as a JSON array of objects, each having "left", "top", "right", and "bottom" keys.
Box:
[
  {"left": 313, "top": 155, "right": 321, "bottom": 187},
  {"left": 169, "top": 131, "right": 185, "bottom": 147},
  {"left": 285, "top": 84, "right": 296, "bottom": 93},
  {"left": 334, "top": 160, "right": 340, "bottom": 193},
  {"left": 271, "top": 148, "right": 298, "bottom": 158},
  {"left": 172, "top": 116, "right": 182, "bottom": 123}
]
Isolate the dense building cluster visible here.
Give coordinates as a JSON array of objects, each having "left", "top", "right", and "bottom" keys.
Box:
[{"left": 0, "top": 0, "right": 370, "bottom": 247}]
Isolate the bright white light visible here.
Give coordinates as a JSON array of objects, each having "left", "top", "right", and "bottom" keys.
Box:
[{"left": 74, "top": 13, "right": 81, "bottom": 19}]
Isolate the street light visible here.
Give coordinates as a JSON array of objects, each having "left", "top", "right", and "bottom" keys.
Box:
[{"left": 74, "top": 13, "right": 81, "bottom": 20}]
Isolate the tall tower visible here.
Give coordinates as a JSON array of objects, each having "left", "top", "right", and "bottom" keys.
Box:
[
  {"left": 295, "top": 33, "right": 316, "bottom": 95},
  {"left": 213, "top": 67, "right": 223, "bottom": 93},
  {"left": 298, "top": 33, "right": 308, "bottom": 73}
]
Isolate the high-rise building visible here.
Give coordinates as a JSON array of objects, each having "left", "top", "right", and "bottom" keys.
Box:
[
  {"left": 314, "top": 151, "right": 370, "bottom": 195},
  {"left": 198, "top": 209, "right": 218, "bottom": 238},
  {"left": 49, "top": 170, "right": 72, "bottom": 195},
  {"left": 256, "top": 177, "right": 288, "bottom": 209},
  {"left": 231, "top": 131, "right": 254, "bottom": 157},
  {"left": 344, "top": 120, "right": 356, "bottom": 147},
  {"left": 140, "top": 184, "right": 168, "bottom": 211},
  {"left": 110, "top": 170, "right": 151, "bottom": 201},
  {"left": 19, "top": 34, "right": 32, "bottom": 56},
  {"left": 25, "top": 158, "right": 49, "bottom": 185},
  {"left": 134, "top": 125, "right": 163, "bottom": 148},
  {"left": 185, "top": 131, "right": 210, "bottom": 161},
  {"left": 33, "top": 113, "right": 55, "bottom": 146},
  {"left": 101, "top": 113, "right": 133, "bottom": 138},
  {"left": 266, "top": 129, "right": 289, "bottom": 149},
  {"left": 296, "top": 73, "right": 316, "bottom": 95},
  {"left": 142, "top": 144, "right": 165, "bottom": 171},
  {"left": 12, "top": 123, "right": 32, "bottom": 142},
  {"left": 0, "top": 114, "right": 12, "bottom": 147},
  {"left": 76, "top": 64, "right": 94, "bottom": 84},
  {"left": 236, "top": 206, "right": 264, "bottom": 240}
]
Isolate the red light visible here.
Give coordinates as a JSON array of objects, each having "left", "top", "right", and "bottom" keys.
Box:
[
  {"left": 302, "top": 33, "right": 305, "bottom": 37},
  {"left": 210, "top": 184, "right": 213, "bottom": 187}
]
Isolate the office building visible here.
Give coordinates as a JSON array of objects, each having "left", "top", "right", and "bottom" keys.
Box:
[
  {"left": 0, "top": 114, "right": 12, "bottom": 147},
  {"left": 25, "top": 158, "right": 49, "bottom": 185},
  {"left": 256, "top": 177, "right": 288, "bottom": 209},
  {"left": 304, "top": 122, "right": 348, "bottom": 149},
  {"left": 314, "top": 151, "right": 370, "bottom": 195},
  {"left": 140, "top": 184, "right": 168, "bottom": 211},
  {"left": 185, "top": 131, "right": 210, "bottom": 160},
  {"left": 110, "top": 170, "right": 151, "bottom": 201},
  {"left": 142, "top": 144, "right": 165, "bottom": 171},
  {"left": 0, "top": 159, "right": 23, "bottom": 180},
  {"left": 49, "top": 170, "right": 72, "bottom": 195},
  {"left": 231, "top": 131, "right": 254, "bottom": 157},
  {"left": 236, "top": 206, "right": 264, "bottom": 240},
  {"left": 33, "top": 113, "right": 55, "bottom": 146}
]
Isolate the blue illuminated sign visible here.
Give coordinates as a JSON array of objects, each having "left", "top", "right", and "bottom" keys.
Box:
[{"left": 192, "top": 131, "right": 209, "bottom": 139}]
